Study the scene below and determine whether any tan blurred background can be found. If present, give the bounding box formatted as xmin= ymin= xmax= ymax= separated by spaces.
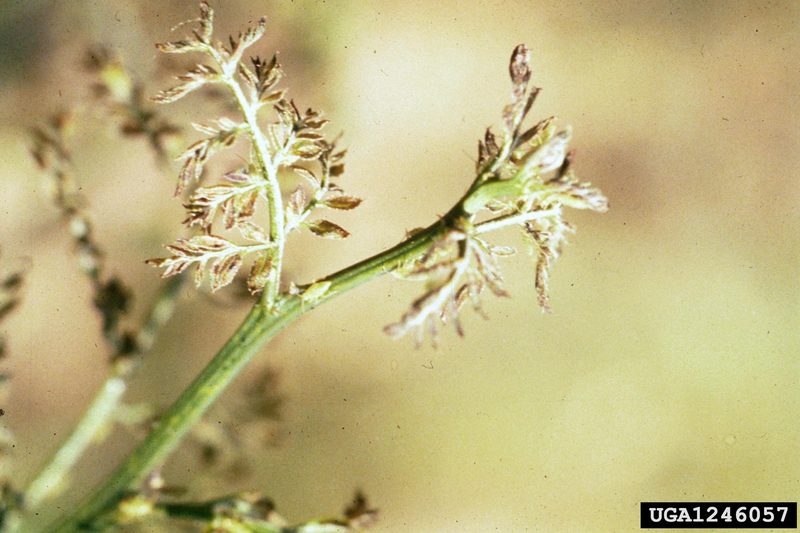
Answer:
xmin=0 ymin=1 xmax=798 ymax=531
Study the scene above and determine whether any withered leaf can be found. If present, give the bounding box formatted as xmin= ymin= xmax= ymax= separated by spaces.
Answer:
xmin=168 ymin=235 xmax=231 ymax=256
xmin=259 ymin=89 xmax=285 ymax=105
xmin=238 ymin=63 xmax=258 ymax=89
xmin=197 ymin=1 xmax=214 ymax=44
xmin=252 ymin=55 xmax=283 ymax=98
xmin=238 ymin=221 xmax=268 ymax=243
xmin=287 ymin=187 xmax=307 ymax=217
xmin=516 ymin=116 xmax=554 ymax=148
xmin=151 ymin=65 xmax=218 ymax=105
xmin=247 ymin=250 xmax=274 ymax=294
xmin=509 ymin=44 xmax=532 ymax=86
xmin=210 ymin=253 xmax=243 ymax=292
xmin=322 ymin=195 xmax=362 ymax=210
xmin=305 ymin=220 xmax=350 ymax=239
xmin=519 ymin=128 xmax=571 ymax=177
xmin=291 ymin=165 xmax=318 ymax=187
xmin=548 ymin=178 xmax=609 ymax=212
xmin=329 ymin=163 xmax=345 ymax=177
xmin=484 ymin=128 xmax=499 ymax=157
xmin=223 ymin=170 xmax=254 ymax=184
xmin=193 ymin=263 xmax=205 ymax=288
xmin=233 ymin=17 xmax=267 ymax=57
xmin=155 ymin=40 xmax=206 ymax=55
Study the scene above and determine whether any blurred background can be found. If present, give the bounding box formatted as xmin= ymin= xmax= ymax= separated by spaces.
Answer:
xmin=0 ymin=0 xmax=798 ymax=531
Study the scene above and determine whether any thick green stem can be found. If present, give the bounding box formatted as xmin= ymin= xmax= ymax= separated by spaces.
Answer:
xmin=50 ymin=216 xmax=446 ymax=532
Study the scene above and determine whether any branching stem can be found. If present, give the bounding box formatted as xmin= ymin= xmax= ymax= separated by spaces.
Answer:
xmin=17 ymin=276 xmax=184 ymax=532
xmin=475 ymin=207 xmax=560 ymax=235
xmin=207 ymin=45 xmax=286 ymax=309
xmin=48 ymin=119 xmax=571 ymax=528
xmin=50 ymin=210 xmax=450 ymax=532
xmin=41 ymin=17 xmax=606 ymax=530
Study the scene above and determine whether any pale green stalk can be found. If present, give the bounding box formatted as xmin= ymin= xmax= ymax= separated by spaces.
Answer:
xmin=474 ymin=206 xmax=559 ymax=234
xmin=42 ymin=19 xmax=603 ymax=530
xmin=48 ymin=158 xmax=567 ymax=532
xmin=50 ymin=211 xmax=451 ymax=532
xmin=207 ymin=45 xmax=286 ymax=309
xmin=23 ymin=377 xmax=126 ymax=510
xmin=18 ymin=275 xmax=183 ymax=530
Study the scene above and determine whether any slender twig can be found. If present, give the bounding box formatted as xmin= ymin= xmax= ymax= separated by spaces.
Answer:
xmin=206 ymin=45 xmax=286 ymax=309
xmin=22 ymin=110 xmax=187 ymax=521
xmin=20 ymin=275 xmax=184 ymax=517
xmin=23 ymin=378 xmax=126 ymax=510
xmin=475 ymin=207 xmax=560 ymax=234
xmin=52 ymin=150 xmax=579 ymax=531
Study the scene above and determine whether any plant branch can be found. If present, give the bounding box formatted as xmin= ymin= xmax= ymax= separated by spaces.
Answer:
xmin=49 ymin=209 xmax=452 ymax=532
xmin=52 ymin=142 xmax=565 ymax=528
xmin=206 ymin=45 xmax=286 ymax=309
xmin=50 ymin=85 xmax=602 ymax=532
xmin=475 ymin=206 xmax=560 ymax=235
xmin=47 ymin=18 xmax=607 ymax=529
xmin=23 ymin=378 xmax=126 ymax=511
xmin=20 ymin=275 xmax=184 ymax=520
xmin=23 ymin=113 xmax=187 ymax=524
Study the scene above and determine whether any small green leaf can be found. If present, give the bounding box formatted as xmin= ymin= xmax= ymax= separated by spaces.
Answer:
xmin=291 ymin=165 xmax=319 ymax=187
xmin=301 ymin=280 xmax=331 ymax=304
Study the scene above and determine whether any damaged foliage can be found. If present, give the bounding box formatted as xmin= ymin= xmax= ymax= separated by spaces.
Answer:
xmin=387 ymin=44 xmax=607 ymax=344
xmin=47 ymin=4 xmax=607 ymax=531
xmin=148 ymin=1 xmax=361 ymax=299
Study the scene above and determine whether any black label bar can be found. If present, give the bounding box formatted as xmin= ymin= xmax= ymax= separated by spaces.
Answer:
xmin=640 ymin=502 xmax=797 ymax=529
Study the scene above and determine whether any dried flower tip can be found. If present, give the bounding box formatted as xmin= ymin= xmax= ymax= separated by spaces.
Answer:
xmin=305 ymin=220 xmax=350 ymax=239
xmin=521 ymin=127 xmax=572 ymax=176
xmin=197 ymin=0 xmax=214 ymax=44
xmin=322 ymin=195 xmax=362 ymax=210
xmin=509 ymin=44 xmax=532 ymax=86
xmin=247 ymin=250 xmax=275 ymax=294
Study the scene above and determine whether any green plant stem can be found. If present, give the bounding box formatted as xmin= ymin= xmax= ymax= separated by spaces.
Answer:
xmin=209 ymin=45 xmax=286 ymax=309
xmin=474 ymin=206 xmax=558 ymax=234
xmin=23 ymin=377 xmax=126 ymax=512
xmin=225 ymin=76 xmax=286 ymax=307
xmin=153 ymin=495 xmax=282 ymax=532
xmin=51 ymin=154 xmax=547 ymax=531
xmin=18 ymin=275 xmax=183 ymax=530
xmin=50 ymin=211 xmax=451 ymax=532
